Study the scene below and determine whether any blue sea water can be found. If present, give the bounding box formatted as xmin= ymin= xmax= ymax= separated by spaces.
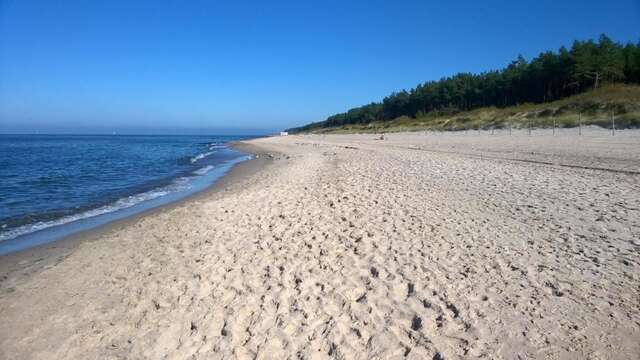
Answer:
xmin=0 ymin=134 xmax=254 ymax=255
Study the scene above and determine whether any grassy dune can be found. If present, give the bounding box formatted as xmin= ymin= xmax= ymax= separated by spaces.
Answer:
xmin=308 ymin=84 xmax=640 ymax=134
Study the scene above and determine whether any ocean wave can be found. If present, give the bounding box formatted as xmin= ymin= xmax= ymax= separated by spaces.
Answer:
xmin=193 ymin=165 xmax=215 ymax=175
xmin=0 ymin=178 xmax=192 ymax=242
xmin=190 ymin=151 xmax=215 ymax=163
xmin=209 ymin=143 xmax=226 ymax=150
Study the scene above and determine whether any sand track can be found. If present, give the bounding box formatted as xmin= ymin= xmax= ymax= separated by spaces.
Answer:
xmin=1 ymin=130 xmax=639 ymax=359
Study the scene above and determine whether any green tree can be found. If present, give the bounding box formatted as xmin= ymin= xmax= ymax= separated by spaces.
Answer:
xmin=572 ymin=35 xmax=624 ymax=90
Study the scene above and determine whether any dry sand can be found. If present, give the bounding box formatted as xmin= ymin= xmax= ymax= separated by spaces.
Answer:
xmin=1 ymin=129 xmax=639 ymax=359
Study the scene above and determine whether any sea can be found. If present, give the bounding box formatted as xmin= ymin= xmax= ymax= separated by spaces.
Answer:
xmin=0 ymin=134 xmax=255 ymax=255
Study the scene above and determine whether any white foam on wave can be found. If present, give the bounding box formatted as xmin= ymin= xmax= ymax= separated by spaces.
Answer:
xmin=0 ymin=177 xmax=193 ymax=242
xmin=193 ymin=165 xmax=215 ymax=175
xmin=208 ymin=142 xmax=226 ymax=150
xmin=190 ymin=151 xmax=214 ymax=163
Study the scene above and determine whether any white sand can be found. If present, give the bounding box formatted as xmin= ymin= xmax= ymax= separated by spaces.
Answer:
xmin=1 ymin=129 xmax=639 ymax=359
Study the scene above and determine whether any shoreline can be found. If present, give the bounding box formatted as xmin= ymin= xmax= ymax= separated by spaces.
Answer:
xmin=0 ymin=140 xmax=273 ymax=281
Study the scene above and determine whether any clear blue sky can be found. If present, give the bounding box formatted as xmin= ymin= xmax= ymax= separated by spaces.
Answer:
xmin=1 ymin=0 xmax=638 ymax=134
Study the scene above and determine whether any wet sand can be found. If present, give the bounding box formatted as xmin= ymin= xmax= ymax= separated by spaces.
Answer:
xmin=1 ymin=129 xmax=639 ymax=359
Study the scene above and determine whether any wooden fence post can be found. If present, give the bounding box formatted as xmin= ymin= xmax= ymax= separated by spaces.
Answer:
xmin=578 ymin=113 xmax=582 ymax=136
xmin=611 ymin=110 xmax=615 ymax=136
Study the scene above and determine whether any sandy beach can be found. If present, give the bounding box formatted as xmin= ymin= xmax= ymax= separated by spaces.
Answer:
xmin=1 ymin=130 xmax=639 ymax=359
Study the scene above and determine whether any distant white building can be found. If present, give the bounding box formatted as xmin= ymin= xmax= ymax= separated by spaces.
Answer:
xmin=280 ymin=131 xmax=289 ymax=136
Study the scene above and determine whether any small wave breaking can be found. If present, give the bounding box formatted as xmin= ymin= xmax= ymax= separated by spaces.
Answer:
xmin=208 ymin=142 xmax=226 ymax=150
xmin=0 ymin=177 xmax=194 ymax=242
xmin=193 ymin=165 xmax=215 ymax=175
xmin=190 ymin=151 xmax=215 ymax=163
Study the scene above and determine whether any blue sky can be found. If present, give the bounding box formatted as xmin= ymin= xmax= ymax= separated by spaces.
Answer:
xmin=1 ymin=0 xmax=638 ymax=134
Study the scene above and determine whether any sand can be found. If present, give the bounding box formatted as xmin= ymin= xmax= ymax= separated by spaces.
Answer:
xmin=1 ymin=129 xmax=639 ymax=359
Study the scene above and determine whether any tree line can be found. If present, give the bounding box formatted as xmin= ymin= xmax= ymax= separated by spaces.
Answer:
xmin=289 ymin=34 xmax=640 ymax=132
